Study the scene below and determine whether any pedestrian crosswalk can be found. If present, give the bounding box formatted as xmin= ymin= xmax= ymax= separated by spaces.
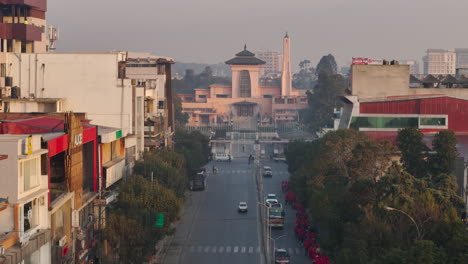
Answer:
xmin=215 ymin=170 xmax=289 ymax=175
xmin=184 ymin=245 xmax=303 ymax=255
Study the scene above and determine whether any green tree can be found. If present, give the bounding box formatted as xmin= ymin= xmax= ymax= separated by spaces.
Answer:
xmin=174 ymin=95 xmax=189 ymax=128
xmin=428 ymin=130 xmax=458 ymax=175
xmin=396 ymin=128 xmax=428 ymax=178
xmin=301 ymin=73 xmax=346 ymax=131
xmin=293 ymin=59 xmax=315 ymax=90
xmin=174 ymin=129 xmax=210 ymax=172
xmin=316 ymin=54 xmax=338 ymax=76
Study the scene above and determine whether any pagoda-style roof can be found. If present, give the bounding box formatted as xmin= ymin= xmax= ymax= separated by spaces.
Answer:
xmin=421 ymin=74 xmax=439 ymax=83
xmin=440 ymin=74 xmax=459 ymax=84
xmin=225 ymin=45 xmax=266 ymax=66
xmin=409 ymin=74 xmax=421 ymax=83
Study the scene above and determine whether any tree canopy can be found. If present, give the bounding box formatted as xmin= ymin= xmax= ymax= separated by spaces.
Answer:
xmin=316 ymin=54 xmax=338 ymax=77
xmin=286 ymin=129 xmax=468 ymax=264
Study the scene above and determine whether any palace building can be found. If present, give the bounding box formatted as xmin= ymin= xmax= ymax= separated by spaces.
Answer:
xmin=178 ymin=34 xmax=308 ymax=129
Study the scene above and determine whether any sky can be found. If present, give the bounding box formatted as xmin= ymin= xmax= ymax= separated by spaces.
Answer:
xmin=47 ymin=0 xmax=468 ymax=71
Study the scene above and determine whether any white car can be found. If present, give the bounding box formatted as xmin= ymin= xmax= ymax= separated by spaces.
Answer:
xmin=265 ymin=198 xmax=279 ymax=207
xmin=266 ymin=194 xmax=277 ymax=200
xmin=238 ymin=202 xmax=248 ymax=213
xmin=214 ymin=153 xmax=232 ymax=161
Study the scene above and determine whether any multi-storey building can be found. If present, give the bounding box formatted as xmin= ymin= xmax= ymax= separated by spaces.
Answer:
xmin=455 ymin=48 xmax=468 ymax=71
xmin=423 ymin=49 xmax=457 ymax=74
xmin=398 ymin=59 xmax=420 ymax=75
xmin=0 ymin=134 xmax=51 ymax=264
xmin=125 ymin=52 xmax=175 ymax=149
xmin=255 ymin=50 xmax=282 ymax=77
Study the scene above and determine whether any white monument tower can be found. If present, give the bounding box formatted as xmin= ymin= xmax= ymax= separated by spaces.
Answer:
xmin=281 ymin=32 xmax=292 ymax=96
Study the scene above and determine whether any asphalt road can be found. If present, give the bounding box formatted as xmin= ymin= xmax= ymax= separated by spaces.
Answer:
xmin=261 ymin=160 xmax=311 ymax=264
xmin=164 ymin=159 xmax=262 ymax=264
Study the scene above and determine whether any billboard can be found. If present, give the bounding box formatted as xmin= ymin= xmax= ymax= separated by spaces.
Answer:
xmin=352 ymin=58 xmax=384 ymax=65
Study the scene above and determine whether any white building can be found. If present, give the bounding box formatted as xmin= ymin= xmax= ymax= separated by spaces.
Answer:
xmin=423 ymin=49 xmax=456 ymax=75
xmin=0 ymin=134 xmax=51 ymax=264
xmin=0 ymin=52 xmax=145 ymax=159
xmin=255 ymin=50 xmax=282 ymax=76
xmin=398 ymin=59 xmax=420 ymax=75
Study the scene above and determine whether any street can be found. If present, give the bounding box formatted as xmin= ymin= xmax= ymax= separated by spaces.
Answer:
xmin=164 ymin=158 xmax=310 ymax=264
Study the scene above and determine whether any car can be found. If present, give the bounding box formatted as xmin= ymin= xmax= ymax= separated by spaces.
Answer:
xmin=267 ymin=194 xmax=277 ymax=200
xmin=214 ymin=153 xmax=231 ymax=161
xmin=265 ymin=198 xmax=279 ymax=207
xmin=271 ymin=203 xmax=283 ymax=209
xmin=263 ymin=166 xmax=273 ymax=177
xmin=274 ymin=248 xmax=290 ymax=263
xmin=238 ymin=202 xmax=248 ymax=213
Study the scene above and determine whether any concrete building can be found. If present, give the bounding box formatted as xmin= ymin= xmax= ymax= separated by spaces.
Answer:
xmin=125 ymin=52 xmax=175 ymax=149
xmin=0 ymin=134 xmax=51 ymax=264
xmin=423 ymin=49 xmax=456 ymax=75
xmin=255 ymin=50 xmax=282 ymax=77
xmin=398 ymin=59 xmax=420 ymax=75
xmin=455 ymin=48 xmax=468 ymax=71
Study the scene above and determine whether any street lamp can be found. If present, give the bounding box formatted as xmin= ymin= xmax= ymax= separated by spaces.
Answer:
xmin=269 ymin=234 xmax=286 ymax=263
xmin=258 ymin=202 xmax=271 ymax=262
xmin=384 ymin=206 xmax=421 ymax=240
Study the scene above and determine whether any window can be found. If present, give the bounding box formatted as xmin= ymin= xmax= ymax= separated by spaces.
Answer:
xmin=350 ymin=117 xmax=419 ymax=129
xmin=420 ymin=117 xmax=446 ymax=126
xmin=198 ymin=95 xmax=206 ymax=98
xmin=0 ymin=63 xmax=6 ymax=77
xmin=157 ymin=64 xmax=166 ymax=75
xmin=23 ymin=201 xmax=37 ymax=233
xmin=20 ymin=157 xmax=40 ymax=192
xmin=216 ymin=94 xmax=228 ymax=98
xmin=263 ymin=95 xmax=273 ymax=98
xmin=239 ymin=70 xmax=251 ymax=97
xmin=158 ymin=100 xmax=165 ymax=109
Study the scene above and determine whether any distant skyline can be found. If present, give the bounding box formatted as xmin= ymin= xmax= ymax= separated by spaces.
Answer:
xmin=47 ymin=0 xmax=468 ymax=71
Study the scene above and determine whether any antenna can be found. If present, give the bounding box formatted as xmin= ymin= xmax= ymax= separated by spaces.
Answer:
xmin=48 ymin=25 xmax=59 ymax=52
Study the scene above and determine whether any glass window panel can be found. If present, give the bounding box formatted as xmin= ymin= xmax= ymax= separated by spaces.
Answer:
xmin=420 ymin=117 xmax=446 ymax=126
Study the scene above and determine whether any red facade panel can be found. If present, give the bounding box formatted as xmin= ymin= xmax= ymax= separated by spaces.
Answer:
xmin=0 ymin=0 xmax=47 ymax=11
xmin=360 ymin=97 xmax=468 ymax=133
xmin=0 ymin=23 xmax=42 ymax=41
xmin=47 ymin=134 xmax=68 ymax=157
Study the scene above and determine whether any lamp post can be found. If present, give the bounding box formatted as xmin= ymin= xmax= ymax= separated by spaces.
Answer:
xmin=258 ymin=202 xmax=271 ymax=262
xmin=269 ymin=234 xmax=286 ymax=263
xmin=384 ymin=206 xmax=421 ymax=240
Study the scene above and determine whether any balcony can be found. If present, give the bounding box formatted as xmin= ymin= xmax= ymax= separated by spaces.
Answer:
xmin=0 ymin=23 xmax=42 ymax=41
xmin=0 ymin=0 xmax=47 ymax=11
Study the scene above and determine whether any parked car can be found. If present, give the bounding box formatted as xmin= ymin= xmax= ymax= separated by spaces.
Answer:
xmin=238 ymin=202 xmax=248 ymax=213
xmin=263 ymin=166 xmax=273 ymax=177
xmin=266 ymin=198 xmax=279 ymax=207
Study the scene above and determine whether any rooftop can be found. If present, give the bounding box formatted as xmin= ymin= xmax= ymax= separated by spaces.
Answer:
xmin=225 ymin=45 xmax=266 ymax=66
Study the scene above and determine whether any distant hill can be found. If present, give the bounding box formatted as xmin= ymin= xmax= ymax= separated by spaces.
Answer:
xmin=172 ymin=62 xmax=231 ymax=79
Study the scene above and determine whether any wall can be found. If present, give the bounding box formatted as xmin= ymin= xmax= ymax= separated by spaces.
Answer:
xmin=6 ymin=52 xmax=134 ymax=136
xmin=351 ymin=64 xmax=410 ymax=99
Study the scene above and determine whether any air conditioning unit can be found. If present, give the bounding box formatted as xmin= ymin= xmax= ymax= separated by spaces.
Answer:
xmin=58 ymin=236 xmax=67 ymax=247
xmin=0 ymin=245 xmax=4 ymax=255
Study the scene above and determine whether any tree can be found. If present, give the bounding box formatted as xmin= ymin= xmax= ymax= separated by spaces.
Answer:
xmin=316 ymin=54 xmax=338 ymax=77
xmin=174 ymin=129 xmax=210 ymax=172
xmin=428 ymin=130 xmax=458 ymax=175
xmin=105 ymin=175 xmax=182 ymax=263
xmin=396 ymin=128 xmax=428 ymax=178
xmin=174 ymin=95 xmax=189 ymax=128
xmin=301 ymin=73 xmax=346 ymax=131
xmin=293 ymin=59 xmax=315 ymax=90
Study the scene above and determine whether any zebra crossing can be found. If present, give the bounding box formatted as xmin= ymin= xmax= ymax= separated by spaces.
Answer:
xmin=216 ymin=170 xmax=289 ymax=175
xmin=185 ymin=245 xmax=303 ymax=255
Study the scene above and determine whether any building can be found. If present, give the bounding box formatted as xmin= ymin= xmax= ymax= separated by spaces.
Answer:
xmin=423 ymin=49 xmax=456 ymax=75
xmin=178 ymin=34 xmax=307 ymax=129
xmin=398 ymin=59 xmax=420 ymax=75
xmin=455 ymin=48 xmax=468 ymax=72
xmin=125 ymin=52 xmax=175 ymax=149
xmin=0 ymin=113 xmax=101 ymax=263
xmin=340 ymin=64 xmax=468 ymax=219
xmin=0 ymin=134 xmax=51 ymax=264
xmin=255 ymin=50 xmax=282 ymax=77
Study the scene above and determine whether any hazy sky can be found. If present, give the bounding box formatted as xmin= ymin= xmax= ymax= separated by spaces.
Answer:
xmin=48 ymin=0 xmax=468 ymax=71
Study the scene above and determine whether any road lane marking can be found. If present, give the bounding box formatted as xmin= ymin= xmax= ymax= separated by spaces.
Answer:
xmin=219 ymin=246 xmax=224 ymax=253
xmin=212 ymin=247 xmax=217 ymax=253
xmin=197 ymin=246 xmax=203 ymax=252
xmin=226 ymin=246 xmax=231 ymax=253
xmin=241 ymin=246 xmax=246 ymax=253
xmin=296 ymin=248 xmax=301 ymax=255
xmin=189 ymin=246 xmax=195 ymax=253
xmin=204 ymin=246 xmax=210 ymax=253
xmin=249 ymin=247 xmax=253 ymax=253
xmin=288 ymin=248 xmax=294 ymax=255
xmin=234 ymin=246 xmax=239 ymax=253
